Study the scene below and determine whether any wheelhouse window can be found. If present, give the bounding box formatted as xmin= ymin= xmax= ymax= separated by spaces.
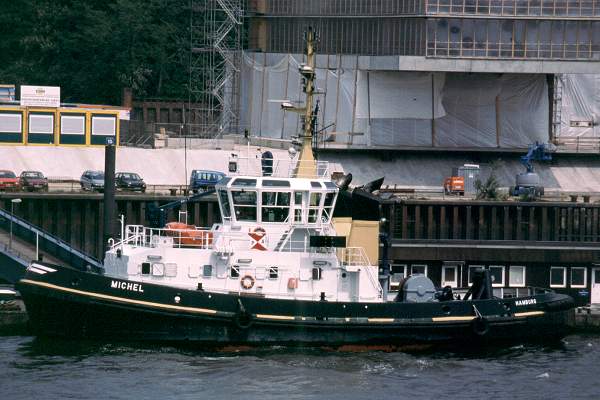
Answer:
xmin=411 ymin=264 xmax=427 ymax=276
xmin=322 ymin=192 xmax=336 ymax=223
xmin=550 ymin=266 xmax=567 ymax=288
xmin=489 ymin=265 xmax=505 ymax=287
xmin=261 ymin=191 xmax=291 ymax=223
xmin=509 ymin=266 xmax=526 ymax=287
xmin=571 ymin=267 xmax=587 ymax=288
xmin=218 ymin=189 xmax=231 ymax=218
xmin=308 ymin=192 xmax=322 ymax=223
xmin=231 ymin=190 xmax=257 ymax=221
xmin=293 ymin=191 xmax=304 ymax=223
xmin=230 ymin=265 xmax=240 ymax=278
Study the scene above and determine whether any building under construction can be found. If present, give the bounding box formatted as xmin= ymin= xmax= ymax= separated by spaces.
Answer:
xmin=242 ymin=0 xmax=600 ymax=153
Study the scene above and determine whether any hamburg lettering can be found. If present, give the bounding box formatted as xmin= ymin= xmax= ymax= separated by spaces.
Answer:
xmin=515 ymin=298 xmax=536 ymax=306
xmin=110 ymin=280 xmax=144 ymax=293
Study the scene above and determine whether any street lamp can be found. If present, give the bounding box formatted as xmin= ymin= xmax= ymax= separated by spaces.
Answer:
xmin=9 ymin=198 xmax=21 ymax=251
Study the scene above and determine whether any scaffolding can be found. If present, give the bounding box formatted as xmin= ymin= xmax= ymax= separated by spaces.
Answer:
xmin=188 ymin=0 xmax=243 ymax=138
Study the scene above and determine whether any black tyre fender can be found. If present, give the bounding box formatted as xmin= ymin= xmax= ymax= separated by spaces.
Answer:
xmin=471 ymin=317 xmax=490 ymax=337
xmin=233 ymin=311 xmax=253 ymax=330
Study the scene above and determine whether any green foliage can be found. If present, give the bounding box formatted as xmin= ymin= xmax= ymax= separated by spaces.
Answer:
xmin=474 ymin=161 xmax=507 ymax=201
xmin=0 ymin=0 xmax=191 ymax=104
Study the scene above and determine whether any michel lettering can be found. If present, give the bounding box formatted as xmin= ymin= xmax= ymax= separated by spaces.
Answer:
xmin=110 ymin=280 xmax=144 ymax=293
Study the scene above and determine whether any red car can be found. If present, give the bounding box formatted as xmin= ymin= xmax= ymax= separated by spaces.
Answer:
xmin=0 ymin=170 xmax=20 ymax=191
xmin=19 ymin=170 xmax=49 ymax=192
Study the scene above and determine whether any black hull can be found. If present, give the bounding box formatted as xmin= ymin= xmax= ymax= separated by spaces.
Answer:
xmin=17 ymin=263 xmax=574 ymax=346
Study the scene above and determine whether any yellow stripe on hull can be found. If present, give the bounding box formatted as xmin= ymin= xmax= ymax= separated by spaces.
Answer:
xmin=19 ymin=279 xmax=217 ymax=315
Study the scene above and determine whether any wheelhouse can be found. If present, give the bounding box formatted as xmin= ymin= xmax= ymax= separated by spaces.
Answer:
xmin=215 ymin=176 xmax=338 ymax=226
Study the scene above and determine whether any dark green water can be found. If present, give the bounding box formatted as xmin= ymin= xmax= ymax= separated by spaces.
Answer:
xmin=1 ymin=334 xmax=599 ymax=399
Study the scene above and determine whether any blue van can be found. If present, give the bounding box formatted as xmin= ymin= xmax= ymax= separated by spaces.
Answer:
xmin=189 ymin=170 xmax=225 ymax=193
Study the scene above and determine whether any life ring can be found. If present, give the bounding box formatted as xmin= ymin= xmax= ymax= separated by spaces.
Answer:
xmin=471 ymin=317 xmax=490 ymax=337
xmin=241 ymin=275 xmax=255 ymax=290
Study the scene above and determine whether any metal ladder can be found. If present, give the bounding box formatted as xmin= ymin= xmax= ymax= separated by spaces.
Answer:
xmin=552 ymin=74 xmax=563 ymax=141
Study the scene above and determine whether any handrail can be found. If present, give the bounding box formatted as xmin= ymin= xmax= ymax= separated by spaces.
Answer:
xmin=0 ymin=207 xmax=102 ymax=269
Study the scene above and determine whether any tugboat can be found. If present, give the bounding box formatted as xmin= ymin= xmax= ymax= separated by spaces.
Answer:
xmin=16 ymin=28 xmax=574 ymax=346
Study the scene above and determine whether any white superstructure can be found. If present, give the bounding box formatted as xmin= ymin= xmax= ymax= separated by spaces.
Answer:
xmin=103 ymin=155 xmax=383 ymax=303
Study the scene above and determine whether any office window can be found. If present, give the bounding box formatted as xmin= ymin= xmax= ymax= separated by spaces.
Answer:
xmin=0 ymin=113 xmax=22 ymax=133
xmin=442 ymin=265 xmax=458 ymax=287
xmin=29 ymin=114 xmax=54 ymax=134
xmin=550 ymin=266 xmax=567 ymax=288
xmin=91 ymin=115 xmax=116 ymax=136
xmin=571 ymin=267 xmax=587 ymax=288
xmin=468 ymin=265 xmax=485 ymax=285
xmin=509 ymin=266 xmax=526 ymax=287
xmin=411 ymin=264 xmax=427 ymax=276
xmin=389 ymin=264 xmax=407 ymax=290
xmin=61 ymin=115 xmax=85 ymax=135
xmin=489 ymin=265 xmax=505 ymax=287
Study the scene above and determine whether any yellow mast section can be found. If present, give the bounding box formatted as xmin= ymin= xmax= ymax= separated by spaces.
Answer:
xmin=290 ymin=27 xmax=317 ymax=178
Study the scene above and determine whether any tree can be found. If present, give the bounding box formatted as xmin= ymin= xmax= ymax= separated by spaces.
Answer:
xmin=0 ymin=0 xmax=191 ymax=104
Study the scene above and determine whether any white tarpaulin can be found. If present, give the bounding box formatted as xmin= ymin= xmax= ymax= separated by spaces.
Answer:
xmin=356 ymin=71 xmax=446 ymax=119
xmin=240 ymin=52 xmax=550 ymax=149
xmin=558 ymin=74 xmax=600 ymax=138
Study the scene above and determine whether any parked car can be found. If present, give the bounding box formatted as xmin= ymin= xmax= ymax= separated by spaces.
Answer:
xmin=0 ymin=170 xmax=20 ymax=191
xmin=115 ymin=172 xmax=146 ymax=193
xmin=19 ymin=170 xmax=49 ymax=192
xmin=80 ymin=170 xmax=105 ymax=192
xmin=189 ymin=170 xmax=225 ymax=193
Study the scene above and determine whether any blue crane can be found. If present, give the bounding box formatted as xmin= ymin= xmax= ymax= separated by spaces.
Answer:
xmin=512 ymin=142 xmax=555 ymax=199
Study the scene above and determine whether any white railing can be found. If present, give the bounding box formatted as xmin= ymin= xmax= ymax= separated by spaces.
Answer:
xmin=229 ymin=156 xmax=330 ymax=179
xmin=339 ymin=247 xmax=371 ymax=267
xmin=114 ymin=225 xmax=214 ymax=250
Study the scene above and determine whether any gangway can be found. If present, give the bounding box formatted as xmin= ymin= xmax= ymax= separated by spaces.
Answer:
xmin=0 ymin=207 xmax=102 ymax=283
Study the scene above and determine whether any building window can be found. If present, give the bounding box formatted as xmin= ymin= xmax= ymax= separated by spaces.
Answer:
xmin=571 ymin=267 xmax=587 ymax=288
xmin=468 ymin=265 xmax=485 ymax=285
xmin=389 ymin=264 xmax=407 ymax=290
xmin=489 ymin=265 xmax=505 ymax=287
xmin=550 ymin=266 xmax=567 ymax=288
xmin=411 ymin=264 xmax=427 ymax=276
xmin=60 ymin=115 xmax=85 ymax=135
xmin=442 ymin=265 xmax=458 ymax=287
xmin=91 ymin=115 xmax=116 ymax=136
xmin=268 ymin=266 xmax=278 ymax=279
xmin=29 ymin=113 xmax=54 ymax=134
xmin=509 ymin=266 xmax=526 ymax=287
xmin=0 ymin=113 xmax=22 ymax=133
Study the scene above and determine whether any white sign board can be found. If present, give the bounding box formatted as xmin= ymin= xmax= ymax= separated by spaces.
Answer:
xmin=20 ymin=85 xmax=61 ymax=107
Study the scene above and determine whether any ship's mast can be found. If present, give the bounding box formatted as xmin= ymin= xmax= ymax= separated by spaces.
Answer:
xmin=283 ymin=27 xmax=318 ymax=178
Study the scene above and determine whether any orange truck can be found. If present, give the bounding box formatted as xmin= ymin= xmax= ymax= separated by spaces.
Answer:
xmin=444 ymin=176 xmax=464 ymax=195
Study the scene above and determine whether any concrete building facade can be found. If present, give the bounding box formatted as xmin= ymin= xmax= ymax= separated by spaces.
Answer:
xmin=243 ymin=0 xmax=600 ymax=152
